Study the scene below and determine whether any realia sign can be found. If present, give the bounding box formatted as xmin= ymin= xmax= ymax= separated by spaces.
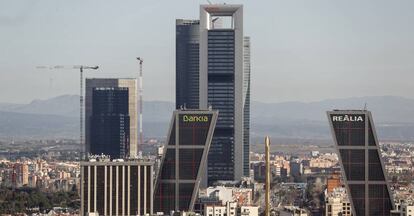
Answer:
xmin=332 ymin=115 xmax=364 ymax=122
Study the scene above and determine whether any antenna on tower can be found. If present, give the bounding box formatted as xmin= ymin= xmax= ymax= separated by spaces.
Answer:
xmin=364 ymin=102 xmax=368 ymax=111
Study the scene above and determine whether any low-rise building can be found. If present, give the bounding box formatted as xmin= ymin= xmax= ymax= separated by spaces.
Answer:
xmin=325 ymin=187 xmax=352 ymax=216
xmin=204 ymin=202 xmax=258 ymax=216
xmin=279 ymin=206 xmax=308 ymax=216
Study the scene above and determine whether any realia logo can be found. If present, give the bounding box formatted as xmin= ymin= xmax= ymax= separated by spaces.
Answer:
xmin=332 ymin=115 xmax=364 ymax=122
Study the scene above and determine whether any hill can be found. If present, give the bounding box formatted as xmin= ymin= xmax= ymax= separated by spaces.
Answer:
xmin=0 ymin=95 xmax=413 ymax=141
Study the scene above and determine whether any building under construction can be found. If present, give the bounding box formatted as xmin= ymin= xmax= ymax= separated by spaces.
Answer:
xmin=85 ymin=78 xmax=138 ymax=158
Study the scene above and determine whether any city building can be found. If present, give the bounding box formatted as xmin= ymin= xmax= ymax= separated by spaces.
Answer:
xmin=242 ymin=36 xmax=251 ymax=177
xmin=199 ymin=4 xmax=249 ymax=185
xmin=14 ymin=163 xmax=29 ymax=187
xmin=205 ymin=186 xmax=253 ymax=206
xmin=80 ymin=159 xmax=154 ymax=216
xmin=326 ymin=174 xmax=341 ymax=194
xmin=279 ymin=206 xmax=308 ymax=216
xmin=154 ymin=110 xmax=218 ymax=213
xmin=85 ymin=78 xmax=138 ymax=158
xmin=204 ymin=202 xmax=258 ymax=216
xmin=290 ymin=160 xmax=303 ymax=179
xmin=250 ymin=161 xmax=266 ymax=182
xmin=176 ymin=4 xmax=251 ymax=185
xmin=327 ymin=110 xmax=394 ymax=215
xmin=240 ymin=206 xmax=259 ymax=216
xmin=176 ymin=19 xmax=200 ymax=110
xmin=205 ymin=205 xmax=227 ymax=216
xmin=325 ymin=187 xmax=352 ymax=216
xmin=392 ymin=200 xmax=414 ymax=216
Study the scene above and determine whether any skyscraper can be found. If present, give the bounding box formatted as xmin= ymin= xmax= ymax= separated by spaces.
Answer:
xmin=176 ymin=19 xmax=200 ymax=110
xmin=85 ymin=78 xmax=137 ymax=158
xmin=176 ymin=4 xmax=250 ymax=185
xmin=199 ymin=4 xmax=247 ymax=184
xmin=243 ymin=36 xmax=251 ymax=176
xmin=154 ymin=110 xmax=218 ymax=213
xmin=327 ymin=110 xmax=394 ymax=216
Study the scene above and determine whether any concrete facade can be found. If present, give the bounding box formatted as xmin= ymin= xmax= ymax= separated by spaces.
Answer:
xmin=80 ymin=160 xmax=154 ymax=216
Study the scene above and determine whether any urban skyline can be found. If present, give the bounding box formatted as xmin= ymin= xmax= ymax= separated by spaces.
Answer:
xmin=0 ymin=1 xmax=413 ymax=216
xmin=2 ymin=0 xmax=414 ymax=104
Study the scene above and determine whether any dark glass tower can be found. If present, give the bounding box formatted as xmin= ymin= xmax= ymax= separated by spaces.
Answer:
xmin=327 ymin=110 xmax=394 ymax=216
xmin=85 ymin=78 xmax=137 ymax=158
xmin=199 ymin=4 xmax=246 ymax=185
xmin=243 ymin=36 xmax=251 ymax=176
xmin=90 ymin=87 xmax=130 ymax=159
xmin=176 ymin=19 xmax=200 ymax=109
xmin=154 ymin=110 xmax=218 ymax=213
xmin=206 ymin=29 xmax=236 ymax=183
xmin=177 ymin=5 xmax=249 ymax=185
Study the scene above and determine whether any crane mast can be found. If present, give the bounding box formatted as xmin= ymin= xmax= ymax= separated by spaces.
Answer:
xmin=136 ymin=58 xmax=144 ymax=146
xmin=36 ymin=65 xmax=99 ymax=160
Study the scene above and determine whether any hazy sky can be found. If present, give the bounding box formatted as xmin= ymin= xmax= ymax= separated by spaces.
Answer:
xmin=1 ymin=0 xmax=414 ymax=104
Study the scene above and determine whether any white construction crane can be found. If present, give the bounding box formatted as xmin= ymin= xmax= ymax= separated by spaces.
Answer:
xmin=36 ymin=65 xmax=99 ymax=159
xmin=136 ymin=58 xmax=144 ymax=146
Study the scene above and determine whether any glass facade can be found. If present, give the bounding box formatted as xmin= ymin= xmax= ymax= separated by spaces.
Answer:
xmin=90 ymin=88 xmax=130 ymax=159
xmin=339 ymin=149 xmax=365 ymax=181
xmin=96 ymin=166 xmax=104 ymax=215
xmin=369 ymin=184 xmax=393 ymax=215
xmin=176 ymin=20 xmax=200 ymax=109
xmin=329 ymin=111 xmax=394 ymax=216
xmin=180 ymin=6 xmax=249 ymax=184
xmin=207 ymin=29 xmax=236 ymax=184
xmin=179 ymin=149 xmax=203 ymax=179
xmin=154 ymin=111 xmax=217 ymax=214
xmin=178 ymin=114 xmax=212 ymax=146
xmin=243 ymin=36 xmax=251 ymax=176
xmin=160 ymin=150 xmax=175 ymax=180
xmin=349 ymin=184 xmax=365 ymax=215
xmin=332 ymin=114 xmax=365 ymax=146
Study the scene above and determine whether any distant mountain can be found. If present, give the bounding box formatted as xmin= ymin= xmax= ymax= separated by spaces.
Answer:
xmin=0 ymin=95 xmax=175 ymax=139
xmin=252 ymin=96 xmax=414 ymax=123
xmin=0 ymin=95 xmax=79 ymax=117
xmin=0 ymin=95 xmax=175 ymax=120
xmin=0 ymin=95 xmax=413 ymax=141
xmin=251 ymin=96 xmax=414 ymax=141
xmin=0 ymin=111 xmax=78 ymax=139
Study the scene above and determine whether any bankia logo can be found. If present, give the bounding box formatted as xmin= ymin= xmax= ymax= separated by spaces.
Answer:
xmin=182 ymin=115 xmax=209 ymax=122
xmin=332 ymin=115 xmax=364 ymax=122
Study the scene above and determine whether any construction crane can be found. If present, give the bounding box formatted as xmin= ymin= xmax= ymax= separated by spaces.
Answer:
xmin=36 ymin=65 xmax=99 ymax=159
xmin=136 ymin=57 xmax=144 ymax=146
